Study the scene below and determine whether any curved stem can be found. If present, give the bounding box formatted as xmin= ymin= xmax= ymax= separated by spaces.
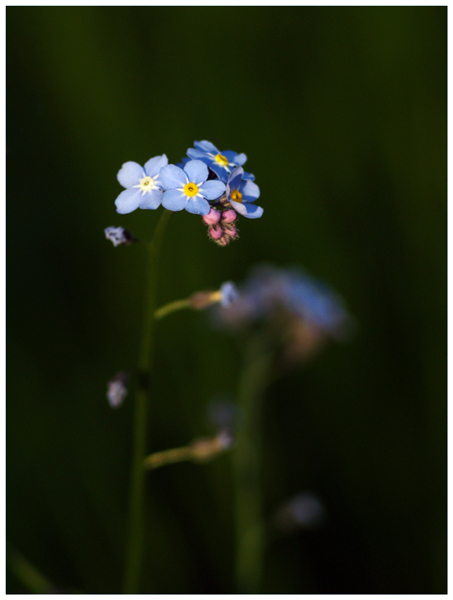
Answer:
xmin=154 ymin=298 xmax=192 ymax=320
xmin=144 ymin=446 xmax=195 ymax=470
xmin=123 ymin=209 xmax=172 ymax=594
xmin=234 ymin=337 xmax=274 ymax=594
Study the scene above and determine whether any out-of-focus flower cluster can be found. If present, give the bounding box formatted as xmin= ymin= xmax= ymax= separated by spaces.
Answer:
xmin=273 ymin=491 xmax=327 ymax=532
xmin=215 ymin=265 xmax=354 ymax=363
xmin=114 ymin=141 xmax=263 ymax=246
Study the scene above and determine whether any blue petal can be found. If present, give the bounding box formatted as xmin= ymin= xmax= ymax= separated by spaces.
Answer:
xmin=144 ymin=154 xmax=168 ymax=177
xmin=184 ymin=159 xmax=208 ymax=185
xmin=176 ymin=157 xmax=190 ymax=169
xmin=209 ymin=163 xmax=229 ymax=181
xmin=115 ymin=188 xmax=143 ymax=214
xmin=223 ymin=151 xmax=247 ymax=166
xmin=240 ymin=180 xmax=260 ymax=202
xmin=230 ymin=200 xmax=263 ymax=219
xmin=220 ymin=281 xmax=239 ymax=307
xmin=243 ymin=171 xmax=255 ymax=181
xmin=185 ymin=195 xmax=210 ymax=215
xmin=227 ymin=166 xmax=244 ymax=192
xmin=199 ymin=179 xmax=226 ymax=200
xmin=139 ymin=188 xmax=163 ymax=210
xmin=194 ymin=140 xmax=219 ymax=154
xmin=162 ymin=189 xmax=187 ymax=211
xmin=187 ymin=148 xmax=212 ymax=164
xmin=160 ymin=164 xmax=187 ymax=190
xmin=117 ymin=162 xmax=143 ymax=188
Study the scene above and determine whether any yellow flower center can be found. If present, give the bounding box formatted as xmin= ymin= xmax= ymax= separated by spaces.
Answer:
xmin=184 ymin=182 xmax=199 ymax=197
xmin=231 ymin=190 xmax=242 ymax=203
xmin=138 ymin=176 xmax=155 ymax=193
xmin=215 ymin=153 xmax=229 ymax=168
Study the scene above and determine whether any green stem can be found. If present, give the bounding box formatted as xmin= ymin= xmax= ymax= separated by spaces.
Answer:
xmin=234 ymin=337 xmax=274 ymax=594
xmin=154 ymin=298 xmax=192 ymax=320
xmin=123 ymin=209 xmax=172 ymax=594
xmin=144 ymin=445 xmax=194 ymax=470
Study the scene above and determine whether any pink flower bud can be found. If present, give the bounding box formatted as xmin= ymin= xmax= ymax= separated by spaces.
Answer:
xmin=223 ymin=224 xmax=239 ymax=239
xmin=221 ymin=209 xmax=237 ymax=223
xmin=202 ymin=208 xmax=221 ymax=225
xmin=208 ymin=224 xmax=223 ymax=240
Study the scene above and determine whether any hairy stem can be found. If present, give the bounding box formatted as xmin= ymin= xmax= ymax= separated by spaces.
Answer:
xmin=123 ymin=209 xmax=172 ymax=594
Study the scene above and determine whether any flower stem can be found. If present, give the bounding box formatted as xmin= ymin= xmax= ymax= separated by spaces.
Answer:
xmin=234 ymin=337 xmax=274 ymax=594
xmin=143 ymin=445 xmax=194 ymax=470
xmin=123 ymin=209 xmax=172 ymax=594
xmin=154 ymin=298 xmax=192 ymax=320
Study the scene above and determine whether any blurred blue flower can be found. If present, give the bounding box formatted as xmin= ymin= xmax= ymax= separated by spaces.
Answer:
xmin=216 ymin=265 xmax=353 ymax=340
xmin=115 ymin=155 xmax=168 ymax=214
xmin=226 ymin=167 xmax=263 ymax=219
xmin=187 ymin=140 xmax=247 ymax=180
xmin=220 ymin=281 xmax=239 ymax=307
xmin=160 ymin=160 xmax=225 ymax=216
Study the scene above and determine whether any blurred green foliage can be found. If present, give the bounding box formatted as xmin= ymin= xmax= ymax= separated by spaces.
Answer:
xmin=7 ymin=6 xmax=446 ymax=593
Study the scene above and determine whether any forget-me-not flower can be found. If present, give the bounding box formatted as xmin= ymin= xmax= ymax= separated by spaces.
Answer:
xmin=220 ymin=281 xmax=239 ymax=307
xmin=160 ymin=159 xmax=225 ymax=215
xmin=187 ymin=140 xmax=247 ymax=180
xmin=226 ymin=167 xmax=263 ymax=219
xmin=115 ymin=155 xmax=168 ymax=214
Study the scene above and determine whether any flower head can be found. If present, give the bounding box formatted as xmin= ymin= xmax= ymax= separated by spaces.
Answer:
xmin=107 ymin=372 xmax=128 ymax=409
xmin=220 ymin=281 xmax=239 ymax=307
xmin=104 ymin=226 xmax=138 ymax=247
xmin=186 ymin=140 xmax=247 ymax=180
xmin=160 ymin=159 xmax=225 ymax=216
xmin=215 ymin=264 xmax=353 ymax=340
xmin=115 ymin=155 xmax=168 ymax=214
xmin=226 ymin=167 xmax=263 ymax=219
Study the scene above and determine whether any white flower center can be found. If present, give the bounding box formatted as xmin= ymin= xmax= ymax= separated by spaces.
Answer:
xmin=136 ymin=175 xmax=156 ymax=194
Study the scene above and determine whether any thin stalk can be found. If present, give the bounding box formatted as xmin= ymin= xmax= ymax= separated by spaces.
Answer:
xmin=123 ymin=209 xmax=172 ymax=594
xmin=154 ymin=298 xmax=192 ymax=320
xmin=234 ymin=338 xmax=274 ymax=594
xmin=144 ymin=446 xmax=195 ymax=470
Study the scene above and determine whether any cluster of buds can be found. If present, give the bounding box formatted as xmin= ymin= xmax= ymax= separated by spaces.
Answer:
xmin=202 ymin=200 xmax=239 ymax=246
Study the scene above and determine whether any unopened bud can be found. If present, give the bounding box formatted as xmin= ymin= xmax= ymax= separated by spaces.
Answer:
xmin=223 ymin=224 xmax=239 ymax=239
xmin=203 ymin=208 xmax=221 ymax=225
xmin=191 ymin=430 xmax=233 ymax=462
xmin=190 ymin=290 xmax=221 ymax=309
xmin=221 ymin=209 xmax=237 ymax=223
xmin=208 ymin=224 xmax=223 ymax=240
xmin=215 ymin=236 xmax=230 ymax=247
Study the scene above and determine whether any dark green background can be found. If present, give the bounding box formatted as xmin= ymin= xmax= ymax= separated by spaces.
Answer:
xmin=7 ymin=6 xmax=446 ymax=594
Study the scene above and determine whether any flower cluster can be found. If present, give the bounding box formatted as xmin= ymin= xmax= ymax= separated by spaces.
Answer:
xmin=114 ymin=141 xmax=263 ymax=246
xmin=214 ymin=264 xmax=354 ymax=363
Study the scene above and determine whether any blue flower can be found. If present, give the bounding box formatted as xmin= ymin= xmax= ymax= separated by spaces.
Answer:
xmin=115 ymin=155 xmax=168 ymax=214
xmin=215 ymin=265 xmax=353 ymax=340
xmin=160 ymin=160 xmax=226 ymax=216
xmin=226 ymin=167 xmax=263 ymax=219
xmin=282 ymin=270 xmax=350 ymax=335
xmin=220 ymin=281 xmax=239 ymax=307
xmin=187 ymin=140 xmax=247 ymax=180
